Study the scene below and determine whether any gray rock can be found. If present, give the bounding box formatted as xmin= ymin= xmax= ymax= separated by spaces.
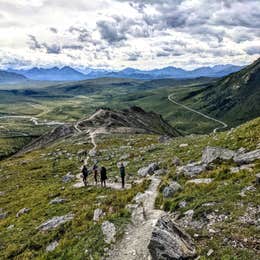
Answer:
xmin=177 ymin=162 xmax=206 ymax=178
xmin=46 ymin=240 xmax=59 ymax=252
xmin=202 ymin=146 xmax=235 ymax=164
xmin=179 ymin=201 xmax=187 ymax=208
xmin=93 ymin=208 xmax=104 ymax=222
xmin=49 ymin=197 xmax=67 ymax=204
xmin=230 ymin=164 xmax=255 ymax=173
xmin=0 ymin=212 xmax=7 ymax=219
xmin=38 ymin=213 xmax=74 ymax=231
xmin=148 ymin=215 xmax=196 ymax=260
xmin=0 ymin=191 xmax=5 ymax=196
xmin=101 ymin=221 xmax=116 ymax=244
xmin=186 ymin=178 xmax=213 ymax=185
xmin=138 ymin=163 xmax=159 ymax=177
xmin=163 ymin=182 xmax=182 ymax=198
xmin=16 ymin=208 xmax=31 ymax=217
xmin=234 ymin=149 xmax=260 ymax=164
xmin=62 ymin=172 xmax=75 ymax=183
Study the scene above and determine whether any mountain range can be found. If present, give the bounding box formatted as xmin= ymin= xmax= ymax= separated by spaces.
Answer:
xmin=4 ymin=64 xmax=244 ymax=82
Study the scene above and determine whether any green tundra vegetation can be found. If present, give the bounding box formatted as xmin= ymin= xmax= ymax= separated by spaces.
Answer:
xmin=0 ymin=116 xmax=259 ymax=259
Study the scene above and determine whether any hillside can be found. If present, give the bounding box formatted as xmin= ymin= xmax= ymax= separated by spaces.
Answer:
xmin=0 ymin=114 xmax=259 ymax=259
xmin=18 ymin=106 xmax=181 ymax=154
xmin=193 ymin=57 xmax=260 ymax=126
xmin=0 ymin=70 xmax=27 ymax=84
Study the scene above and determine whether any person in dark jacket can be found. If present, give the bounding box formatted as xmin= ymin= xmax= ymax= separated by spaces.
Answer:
xmin=119 ymin=163 xmax=126 ymax=189
xmin=100 ymin=166 xmax=107 ymax=188
xmin=82 ymin=165 xmax=89 ymax=186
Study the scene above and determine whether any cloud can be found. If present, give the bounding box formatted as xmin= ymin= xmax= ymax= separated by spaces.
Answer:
xmin=0 ymin=0 xmax=259 ymax=70
xmin=97 ymin=19 xmax=127 ymax=44
xmin=127 ymin=51 xmax=141 ymax=61
xmin=244 ymin=45 xmax=260 ymax=55
xmin=50 ymin=27 xmax=58 ymax=33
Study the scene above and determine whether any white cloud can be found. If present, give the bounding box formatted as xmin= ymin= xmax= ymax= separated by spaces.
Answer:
xmin=0 ymin=0 xmax=259 ymax=70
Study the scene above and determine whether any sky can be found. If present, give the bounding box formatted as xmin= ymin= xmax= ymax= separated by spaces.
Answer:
xmin=0 ymin=0 xmax=259 ymax=70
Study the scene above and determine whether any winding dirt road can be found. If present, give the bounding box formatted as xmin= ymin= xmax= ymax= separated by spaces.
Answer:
xmin=168 ymin=93 xmax=228 ymax=133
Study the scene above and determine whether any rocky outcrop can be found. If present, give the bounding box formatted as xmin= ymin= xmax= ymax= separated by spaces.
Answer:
xmin=234 ymin=149 xmax=260 ymax=164
xmin=163 ymin=182 xmax=182 ymax=198
xmin=177 ymin=162 xmax=206 ymax=178
xmin=38 ymin=213 xmax=74 ymax=231
xmin=148 ymin=215 xmax=196 ymax=260
xmin=202 ymin=146 xmax=235 ymax=164
xmin=138 ymin=163 xmax=159 ymax=177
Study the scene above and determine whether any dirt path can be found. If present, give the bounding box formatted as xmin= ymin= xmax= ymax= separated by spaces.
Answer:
xmin=106 ymin=176 xmax=164 ymax=260
xmin=168 ymin=93 xmax=228 ymax=133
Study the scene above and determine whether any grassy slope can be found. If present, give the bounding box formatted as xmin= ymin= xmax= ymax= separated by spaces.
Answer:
xmin=0 ymin=116 xmax=259 ymax=259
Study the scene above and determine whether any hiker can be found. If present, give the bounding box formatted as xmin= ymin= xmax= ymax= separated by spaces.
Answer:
xmin=119 ymin=163 xmax=126 ymax=189
xmin=93 ymin=163 xmax=99 ymax=185
xmin=100 ymin=166 xmax=107 ymax=188
xmin=82 ymin=165 xmax=89 ymax=186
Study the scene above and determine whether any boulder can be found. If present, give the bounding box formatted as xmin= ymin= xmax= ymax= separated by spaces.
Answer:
xmin=46 ymin=240 xmax=59 ymax=252
xmin=148 ymin=215 xmax=196 ymax=260
xmin=234 ymin=149 xmax=260 ymax=164
xmin=38 ymin=213 xmax=74 ymax=231
xmin=93 ymin=208 xmax=104 ymax=222
xmin=177 ymin=162 xmax=206 ymax=178
xmin=16 ymin=208 xmax=31 ymax=217
xmin=163 ymin=182 xmax=182 ymax=198
xmin=138 ymin=163 xmax=159 ymax=177
xmin=49 ymin=198 xmax=67 ymax=204
xmin=202 ymin=146 xmax=235 ymax=164
xmin=186 ymin=178 xmax=213 ymax=185
xmin=101 ymin=221 xmax=116 ymax=244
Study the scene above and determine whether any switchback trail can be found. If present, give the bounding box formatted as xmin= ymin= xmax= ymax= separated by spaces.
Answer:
xmin=168 ymin=93 xmax=228 ymax=133
xmin=106 ymin=176 xmax=164 ymax=260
